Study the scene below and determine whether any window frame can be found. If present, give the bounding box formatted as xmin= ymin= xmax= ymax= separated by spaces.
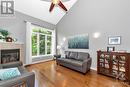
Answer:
xmin=31 ymin=25 xmax=53 ymax=58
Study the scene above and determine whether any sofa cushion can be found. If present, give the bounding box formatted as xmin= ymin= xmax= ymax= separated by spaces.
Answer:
xmin=57 ymin=58 xmax=83 ymax=67
xmin=68 ymin=52 xmax=78 ymax=59
xmin=65 ymin=51 xmax=70 ymax=58
xmin=78 ymin=52 xmax=90 ymax=61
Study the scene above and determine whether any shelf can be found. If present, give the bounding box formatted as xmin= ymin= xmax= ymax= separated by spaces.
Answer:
xmin=99 ymin=72 xmax=115 ymax=78
xmin=119 ymin=61 xmax=126 ymax=64
xmin=112 ymin=64 xmax=118 ymax=66
xmin=99 ymin=62 xmax=109 ymax=64
xmin=112 ymin=68 xmax=118 ymax=71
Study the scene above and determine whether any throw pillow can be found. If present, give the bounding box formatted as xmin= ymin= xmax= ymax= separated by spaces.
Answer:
xmin=69 ymin=52 xmax=78 ymax=59
xmin=65 ymin=51 xmax=70 ymax=58
xmin=0 ymin=67 xmax=21 ymax=80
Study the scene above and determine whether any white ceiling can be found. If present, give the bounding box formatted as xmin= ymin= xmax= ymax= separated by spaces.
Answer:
xmin=15 ymin=0 xmax=77 ymax=25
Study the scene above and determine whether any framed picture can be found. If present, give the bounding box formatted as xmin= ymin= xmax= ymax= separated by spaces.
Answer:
xmin=68 ymin=34 xmax=89 ymax=49
xmin=107 ymin=47 xmax=115 ymax=52
xmin=108 ymin=36 xmax=121 ymax=45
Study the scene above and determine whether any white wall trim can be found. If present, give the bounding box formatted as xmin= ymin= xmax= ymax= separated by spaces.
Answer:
xmin=24 ymin=58 xmax=53 ymax=66
xmin=52 ymin=28 xmax=56 ymax=55
xmin=91 ymin=67 xmax=97 ymax=71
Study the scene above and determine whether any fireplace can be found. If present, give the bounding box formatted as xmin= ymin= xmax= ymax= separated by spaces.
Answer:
xmin=0 ymin=49 xmax=20 ymax=64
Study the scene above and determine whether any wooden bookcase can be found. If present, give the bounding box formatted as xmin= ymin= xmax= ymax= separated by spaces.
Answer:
xmin=97 ymin=51 xmax=130 ymax=84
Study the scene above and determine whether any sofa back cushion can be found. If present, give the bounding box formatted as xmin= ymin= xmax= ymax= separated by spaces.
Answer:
xmin=78 ymin=52 xmax=90 ymax=61
xmin=68 ymin=52 xmax=78 ymax=59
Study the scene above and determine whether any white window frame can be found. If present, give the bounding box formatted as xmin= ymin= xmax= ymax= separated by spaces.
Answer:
xmin=31 ymin=24 xmax=53 ymax=58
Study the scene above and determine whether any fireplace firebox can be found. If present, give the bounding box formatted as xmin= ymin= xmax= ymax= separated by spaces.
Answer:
xmin=0 ymin=49 xmax=20 ymax=64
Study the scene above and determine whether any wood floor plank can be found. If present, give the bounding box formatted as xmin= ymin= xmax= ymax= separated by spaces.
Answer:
xmin=26 ymin=61 xmax=130 ymax=87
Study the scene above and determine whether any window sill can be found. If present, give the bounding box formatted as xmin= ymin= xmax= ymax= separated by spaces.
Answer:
xmin=32 ymin=54 xmax=53 ymax=58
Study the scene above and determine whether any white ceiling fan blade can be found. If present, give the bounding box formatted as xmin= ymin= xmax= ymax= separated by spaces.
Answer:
xmin=40 ymin=0 xmax=70 ymax=2
xmin=41 ymin=0 xmax=51 ymax=2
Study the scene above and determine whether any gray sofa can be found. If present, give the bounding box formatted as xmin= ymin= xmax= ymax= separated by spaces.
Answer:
xmin=0 ymin=62 xmax=35 ymax=87
xmin=56 ymin=51 xmax=92 ymax=74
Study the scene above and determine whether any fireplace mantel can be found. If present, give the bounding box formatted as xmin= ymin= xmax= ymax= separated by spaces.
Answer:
xmin=0 ymin=42 xmax=23 ymax=49
xmin=0 ymin=42 xmax=24 ymax=63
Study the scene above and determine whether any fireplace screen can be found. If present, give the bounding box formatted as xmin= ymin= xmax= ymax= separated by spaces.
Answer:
xmin=1 ymin=49 xmax=20 ymax=64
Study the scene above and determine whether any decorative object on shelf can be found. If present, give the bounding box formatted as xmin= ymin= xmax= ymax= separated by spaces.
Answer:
xmin=97 ymin=51 xmax=130 ymax=84
xmin=41 ymin=0 xmax=68 ymax=12
xmin=6 ymin=37 xmax=13 ymax=42
xmin=68 ymin=34 xmax=89 ymax=49
xmin=108 ymin=36 xmax=121 ymax=45
xmin=13 ymin=38 xmax=18 ymax=42
xmin=107 ymin=46 xmax=115 ymax=52
xmin=0 ymin=28 xmax=17 ymax=42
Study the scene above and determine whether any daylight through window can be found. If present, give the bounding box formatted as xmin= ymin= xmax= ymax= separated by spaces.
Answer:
xmin=31 ymin=25 xmax=52 ymax=57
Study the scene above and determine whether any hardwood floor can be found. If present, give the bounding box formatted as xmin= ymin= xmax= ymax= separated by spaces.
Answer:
xmin=26 ymin=61 xmax=130 ymax=87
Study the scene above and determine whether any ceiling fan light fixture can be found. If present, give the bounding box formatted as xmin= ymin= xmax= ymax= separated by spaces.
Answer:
xmin=52 ymin=0 xmax=59 ymax=4
xmin=41 ymin=0 xmax=68 ymax=12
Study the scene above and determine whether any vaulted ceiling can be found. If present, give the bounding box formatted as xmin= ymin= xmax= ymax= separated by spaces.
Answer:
xmin=15 ymin=0 xmax=77 ymax=25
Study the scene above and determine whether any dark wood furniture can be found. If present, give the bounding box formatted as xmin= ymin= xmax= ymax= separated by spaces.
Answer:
xmin=97 ymin=51 xmax=130 ymax=84
xmin=53 ymin=54 xmax=61 ymax=60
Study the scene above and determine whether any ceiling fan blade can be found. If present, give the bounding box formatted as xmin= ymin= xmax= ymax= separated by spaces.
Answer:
xmin=41 ymin=0 xmax=70 ymax=2
xmin=49 ymin=3 xmax=55 ymax=12
xmin=41 ymin=0 xmax=51 ymax=2
xmin=58 ymin=1 xmax=68 ymax=11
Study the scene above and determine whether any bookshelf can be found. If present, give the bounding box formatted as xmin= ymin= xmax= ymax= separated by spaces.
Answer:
xmin=97 ymin=51 xmax=130 ymax=84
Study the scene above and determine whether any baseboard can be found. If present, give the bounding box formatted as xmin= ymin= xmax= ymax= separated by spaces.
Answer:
xmin=24 ymin=59 xmax=53 ymax=66
xmin=91 ymin=67 xmax=97 ymax=71
xmin=24 ymin=60 xmax=97 ymax=71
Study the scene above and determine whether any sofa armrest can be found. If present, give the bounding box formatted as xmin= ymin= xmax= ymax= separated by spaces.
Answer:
xmin=2 ymin=61 xmax=23 ymax=68
xmin=54 ymin=55 xmax=61 ymax=58
xmin=56 ymin=56 xmax=66 ymax=60
xmin=0 ymin=72 xmax=35 ymax=87
xmin=82 ymin=58 xmax=92 ymax=73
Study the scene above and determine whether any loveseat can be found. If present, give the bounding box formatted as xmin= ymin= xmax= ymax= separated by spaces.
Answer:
xmin=56 ymin=51 xmax=92 ymax=74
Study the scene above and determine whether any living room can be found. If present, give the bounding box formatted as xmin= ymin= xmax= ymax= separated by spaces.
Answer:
xmin=0 ymin=0 xmax=130 ymax=87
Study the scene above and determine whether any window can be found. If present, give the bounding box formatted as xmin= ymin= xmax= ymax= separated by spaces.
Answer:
xmin=31 ymin=25 xmax=52 ymax=57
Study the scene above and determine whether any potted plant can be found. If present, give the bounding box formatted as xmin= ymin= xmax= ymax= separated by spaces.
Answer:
xmin=0 ymin=29 xmax=11 ymax=42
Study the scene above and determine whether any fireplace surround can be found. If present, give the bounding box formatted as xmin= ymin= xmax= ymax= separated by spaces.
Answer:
xmin=1 ymin=49 xmax=20 ymax=64
xmin=0 ymin=42 xmax=24 ymax=64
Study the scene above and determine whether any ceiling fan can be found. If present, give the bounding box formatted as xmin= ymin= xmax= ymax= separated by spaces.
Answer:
xmin=41 ymin=0 xmax=69 ymax=12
